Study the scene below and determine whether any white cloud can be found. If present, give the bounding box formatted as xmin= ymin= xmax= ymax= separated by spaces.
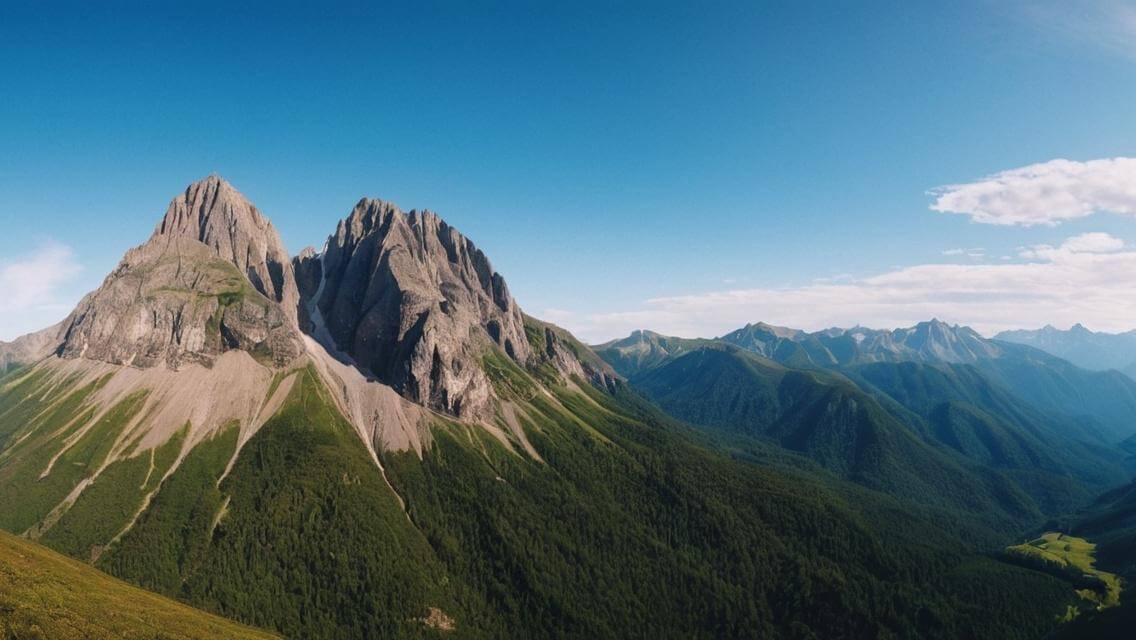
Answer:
xmin=941 ymin=247 xmax=985 ymax=259
xmin=1059 ymin=231 xmax=1124 ymax=253
xmin=0 ymin=241 xmax=82 ymax=341
xmin=1018 ymin=232 xmax=1124 ymax=260
xmin=555 ymin=232 xmax=1136 ymax=343
xmin=930 ymin=157 xmax=1136 ymax=226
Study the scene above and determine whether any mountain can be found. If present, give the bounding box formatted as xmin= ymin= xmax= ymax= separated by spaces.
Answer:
xmin=0 ymin=323 xmax=61 ymax=373
xmin=0 ymin=177 xmax=1101 ymax=639
xmin=628 ymin=343 xmax=1126 ymax=518
xmin=592 ymin=329 xmax=710 ymax=377
xmin=628 ymin=320 xmax=1136 ymax=444
xmin=717 ymin=322 xmax=839 ymax=368
xmin=291 ymin=196 xmax=613 ymax=420
xmin=997 ymin=324 xmax=1136 ymax=379
xmin=0 ymin=529 xmax=276 ymax=639
xmin=718 ymin=319 xmax=1001 ymax=367
xmin=833 ymin=321 xmax=1136 ymax=444
xmin=632 ymin=345 xmax=1033 ymax=513
xmin=961 ymin=342 xmax=1136 ymax=444
xmin=602 ymin=318 xmax=1136 ymax=513
xmin=55 ymin=176 xmax=305 ymax=370
xmin=843 ymin=360 xmax=1129 ymax=512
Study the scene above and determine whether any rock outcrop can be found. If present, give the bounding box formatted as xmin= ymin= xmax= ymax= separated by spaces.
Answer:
xmin=296 ymin=198 xmax=534 ymax=418
xmin=37 ymin=176 xmax=615 ymax=424
xmin=55 ymin=177 xmax=305 ymax=369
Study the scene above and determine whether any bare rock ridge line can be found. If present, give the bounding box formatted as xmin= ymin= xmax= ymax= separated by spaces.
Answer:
xmin=152 ymin=175 xmax=300 ymax=321
xmin=0 ymin=323 xmax=63 ymax=371
xmin=8 ymin=175 xmax=610 ymax=440
xmin=53 ymin=176 xmax=305 ymax=369
xmin=0 ymin=175 xmax=620 ymax=561
xmin=295 ymin=196 xmax=534 ymax=418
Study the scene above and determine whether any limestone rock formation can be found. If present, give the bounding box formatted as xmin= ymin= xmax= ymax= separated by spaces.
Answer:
xmin=55 ymin=177 xmax=305 ymax=369
xmin=296 ymin=197 xmax=535 ymax=418
xmin=38 ymin=176 xmax=614 ymax=425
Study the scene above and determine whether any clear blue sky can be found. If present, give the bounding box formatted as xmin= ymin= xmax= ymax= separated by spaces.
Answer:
xmin=2 ymin=1 xmax=1135 ymax=342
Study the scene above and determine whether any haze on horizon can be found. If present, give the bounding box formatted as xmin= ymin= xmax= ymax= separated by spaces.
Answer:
xmin=2 ymin=1 xmax=1136 ymax=344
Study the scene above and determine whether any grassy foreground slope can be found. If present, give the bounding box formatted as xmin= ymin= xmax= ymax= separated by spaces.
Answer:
xmin=0 ymin=529 xmax=277 ymax=640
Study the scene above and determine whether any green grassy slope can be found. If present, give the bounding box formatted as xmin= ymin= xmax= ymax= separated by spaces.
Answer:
xmin=1033 ymin=482 xmax=1136 ymax=638
xmin=101 ymin=366 xmax=459 ymax=639
xmin=384 ymin=350 xmax=1079 ymax=639
xmin=977 ymin=342 xmax=1136 ymax=443
xmin=0 ymin=529 xmax=277 ymax=640
xmin=0 ymin=371 xmax=147 ymax=535
xmin=629 ymin=345 xmax=1044 ymax=522
xmin=0 ymin=353 xmax=1091 ymax=639
xmin=630 ymin=344 xmax=1130 ymax=522
xmin=1004 ymin=532 xmax=1120 ymax=612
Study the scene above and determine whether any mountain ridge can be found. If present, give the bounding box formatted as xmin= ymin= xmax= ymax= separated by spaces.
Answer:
xmin=0 ymin=177 xmax=1118 ymax=639
xmin=997 ymin=324 xmax=1136 ymax=380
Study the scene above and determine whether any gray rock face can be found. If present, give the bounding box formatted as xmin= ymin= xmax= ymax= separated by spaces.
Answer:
xmin=843 ymin=319 xmax=1002 ymax=364
xmin=56 ymin=177 xmax=305 ymax=369
xmin=297 ymin=197 xmax=534 ymax=418
xmin=0 ymin=323 xmax=64 ymax=372
xmin=526 ymin=315 xmax=620 ymax=391
xmin=152 ymin=175 xmax=300 ymax=323
xmin=39 ymin=176 xmax=614 ymax=421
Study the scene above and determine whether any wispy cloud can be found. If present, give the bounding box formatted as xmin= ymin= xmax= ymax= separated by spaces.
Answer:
xmin=930 ymin=157 xmax=1136 ymax=226
xmin=0 ymin=240 xmax=82 ymax=341
xmin=555 ymin=232 xmax=1136 ymax=343
xmin=941 ymin=247 xmax=985 ymax=259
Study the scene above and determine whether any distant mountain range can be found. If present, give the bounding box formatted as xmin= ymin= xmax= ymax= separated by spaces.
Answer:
xmin=2 ymin=177 xmax=1133 ymax=639
xmin=599 ymin=320 xmax=1136 ymax=441
xmin=996 ymin=324 xmax=1136 ymax=380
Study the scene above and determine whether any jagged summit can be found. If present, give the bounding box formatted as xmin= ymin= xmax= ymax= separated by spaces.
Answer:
xmin=17 ymin=177 xmax=612 ymax=428
xmin=997 ymin=323 xmax=1136 ymax=377
xmin=54 ymin=176 xmax=305 ymax=369
xmin=150 ymin=175 xmax=299 ymax=315
xmin=295 ymin=195 xmax=535 ymax=418
xmin=592 ymin=329 xmax=708 ymax=378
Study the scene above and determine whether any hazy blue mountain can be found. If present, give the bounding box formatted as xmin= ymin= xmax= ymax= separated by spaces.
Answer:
xmin=607 ymin=319 xmax=1136 ymax=445
xmin=718 ymin=322 xmax=841 ymax=367
xmin=629 ymin=343 xmax=1128 ymax=518
xmin=996 ymin=324 xmax=1136 ymax=380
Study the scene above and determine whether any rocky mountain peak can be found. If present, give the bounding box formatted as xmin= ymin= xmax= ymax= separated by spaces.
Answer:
xmin=296 ymin=196 xmax=534 ymax=418
xmin=54 ymin=177 xmax=305 ymax=369
xmin=151 ymin=175 xmax=298 ymax=316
